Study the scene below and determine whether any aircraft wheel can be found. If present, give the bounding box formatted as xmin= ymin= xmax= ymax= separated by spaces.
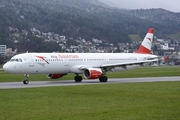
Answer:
xmin=99 ymin=76 xmax=108 ymax=82
xmin=23 ymin=80 xmax=29 ymax=84
xmin=74 ymin=76 xmax=82 ymax=82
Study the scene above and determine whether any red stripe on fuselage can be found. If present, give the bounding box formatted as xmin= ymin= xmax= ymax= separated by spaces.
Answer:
xmin=36 ymin=56 xmax=49 ymax=64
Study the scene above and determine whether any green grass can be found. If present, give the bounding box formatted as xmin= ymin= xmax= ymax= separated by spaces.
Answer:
xmin=107 ymin=66 xmax=180 ymax=78
xmin=0 ymin=66 xmax=180 ymax=82
xmin=129 ymin=34 xmax=142 ymax=41
xmin=0 ymin=66 xmax=180 ymax=120
xmin=168 ymin=32 xmax=180 ymax=40
xmin=0 ymin=82 xmax=180 ymax=120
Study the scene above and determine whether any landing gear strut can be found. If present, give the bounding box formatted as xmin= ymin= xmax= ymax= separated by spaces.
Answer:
xmin=23 ymin=74 xmax=29 ymax=84
xmin=74 ymin=75 xmax=82 ymax=82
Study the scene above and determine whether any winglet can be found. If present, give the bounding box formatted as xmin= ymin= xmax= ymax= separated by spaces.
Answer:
xmin=135 ymin=28 xmax=154 ymax=54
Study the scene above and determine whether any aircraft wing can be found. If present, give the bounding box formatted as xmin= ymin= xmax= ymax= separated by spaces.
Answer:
xmin=79 ymin=59 xmax=157 ymax=70
xmin=97 ymin=59 xmax=157 ymax=69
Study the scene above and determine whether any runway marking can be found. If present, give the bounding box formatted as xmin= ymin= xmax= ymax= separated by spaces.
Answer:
xmin=0 ymin=77 xmax=180 ymax=89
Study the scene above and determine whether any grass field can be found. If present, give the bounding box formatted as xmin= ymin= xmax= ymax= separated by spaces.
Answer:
xmin=129 ymin=34 xmax=142 ymax=41
xmin=0 ymin=66 xmax=180 ymax=120
xmin=0 ymin=82 xmax=180 ymax=120
xmin=168 ymin=32 xmax=180 ymax=40
xmin=0 ymin=66 xmax=180 ymax=82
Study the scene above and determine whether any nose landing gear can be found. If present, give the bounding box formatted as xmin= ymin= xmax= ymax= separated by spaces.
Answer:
xmin=23 ymin=74 xmax=29 ymax=84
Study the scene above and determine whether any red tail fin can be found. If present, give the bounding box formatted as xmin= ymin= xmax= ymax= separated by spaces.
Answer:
xmin=136 ymin=28 xmax=154 ymax=54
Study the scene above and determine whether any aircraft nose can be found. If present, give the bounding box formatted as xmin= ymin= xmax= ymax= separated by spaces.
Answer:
xmin=3 ymin=63 xmax=11 ymax=73
xmin=3 ymin=63 xmax=8 ymax=71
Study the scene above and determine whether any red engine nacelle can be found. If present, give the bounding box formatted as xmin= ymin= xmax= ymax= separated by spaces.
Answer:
xmin=83 ymin=68 xmax=103 ymax=79
xmin=47 ymin=74 xmax=66 ymax=79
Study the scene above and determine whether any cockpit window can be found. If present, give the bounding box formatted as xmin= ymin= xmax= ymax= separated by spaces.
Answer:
xmin=9 ymin=58 xmax=23 ymax=62
xmin=9 ymin=59 xmax=15 ymax=62
xmin=19 ymin=59 xmax=22 ymax=62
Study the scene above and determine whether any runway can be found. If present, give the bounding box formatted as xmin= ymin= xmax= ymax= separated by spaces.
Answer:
xmin=0 ymin=76 xmax=180 ymax=89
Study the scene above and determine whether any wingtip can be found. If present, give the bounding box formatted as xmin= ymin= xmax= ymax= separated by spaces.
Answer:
xmin=148 ymin=28 xmax=155 ymax=34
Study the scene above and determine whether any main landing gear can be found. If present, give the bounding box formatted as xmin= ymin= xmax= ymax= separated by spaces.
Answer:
xmin=99 ymin=76 xmax=108 ymax=82
xmin=74 ymin=75 xmax=83 ymax=82
xmin=74 ymin=74 xmax=108 ymax=82
xmin=23 ymin=74 xmax=29 ymax=84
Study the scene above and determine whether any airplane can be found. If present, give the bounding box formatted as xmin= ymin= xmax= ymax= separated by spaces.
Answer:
xmin=3 ymin=28 xmax=158 ymax=84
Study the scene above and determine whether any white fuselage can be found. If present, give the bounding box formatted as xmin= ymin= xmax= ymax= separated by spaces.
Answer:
xmin=3 ymin=53 xmax=157 ymax=74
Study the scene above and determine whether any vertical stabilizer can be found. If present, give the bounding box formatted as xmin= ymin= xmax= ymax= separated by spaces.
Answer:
xmin=135 ymin=28 xmax=154 ymax=54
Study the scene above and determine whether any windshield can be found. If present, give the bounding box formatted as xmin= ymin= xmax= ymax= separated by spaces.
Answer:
xmin=9 ymin=58 xmax=23 ymax=62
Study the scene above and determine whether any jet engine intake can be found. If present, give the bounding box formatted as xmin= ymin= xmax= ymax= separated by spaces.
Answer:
xmin=84 ymin=68 xmax=103 ymax=79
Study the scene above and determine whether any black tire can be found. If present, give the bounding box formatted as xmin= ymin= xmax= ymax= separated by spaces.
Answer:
xmin=99 ymin=77 xmax=103 ymax=82
xmin=74 ymin=76 xmax=82 ymax=82
xmin=99 ymin=76 xmax=108 ymax=82
xmin=23 ymin=80 xmax=29 ymax=84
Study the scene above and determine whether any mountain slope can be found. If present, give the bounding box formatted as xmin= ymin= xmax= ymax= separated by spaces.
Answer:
xmin=0 ymin=0 xmax=132 ymax=44
xmin=121 ymin=8 xmax=180 ymax=33
xmin=16 ymin=0 xmax=180 ymax=34
xmin=0 ymin=0 xmax=180 ymax=52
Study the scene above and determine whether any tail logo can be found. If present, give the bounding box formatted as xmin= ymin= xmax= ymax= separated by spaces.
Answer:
xmin=147 ymin=38 xmax=151 ymax=41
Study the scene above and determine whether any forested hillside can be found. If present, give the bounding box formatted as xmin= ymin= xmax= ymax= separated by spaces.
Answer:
xmin=122 ymin=8 xmax=180 ymax=33
xmin=0 ymin=0 xmax=180 ymax=52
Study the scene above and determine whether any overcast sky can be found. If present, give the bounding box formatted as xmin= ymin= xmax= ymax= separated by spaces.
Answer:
xmin=107 ymin=0 xmax=180 ymax=12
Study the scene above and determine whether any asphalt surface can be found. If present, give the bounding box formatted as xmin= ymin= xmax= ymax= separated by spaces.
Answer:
xmin=0 ymin=76 xmax=180 ymax=89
